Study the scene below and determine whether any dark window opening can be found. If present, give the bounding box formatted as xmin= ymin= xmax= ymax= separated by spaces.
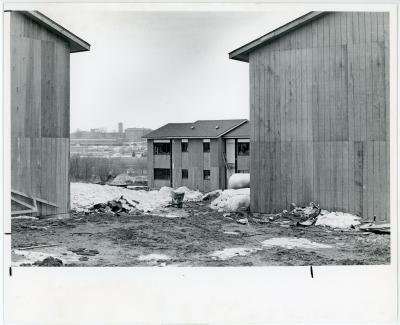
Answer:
xmin=203 ymin=142 xmax=210 ymax=153
xmin=181 ymin=142 xmax=188 ymax=152
xmin=237 ymin=169 xmax=249 ymax=174
xmin=154 ymin=142 xmax=171 ymax=155
xmin=154 ymin=168 xmax=171 ymax=180
xmin=203 ymin=170 xmax=211 ymax=180
xmin=182 ymin=169 xmax=188 ymax=179
xmin=238 ymin=142 xmax=250 ymax=156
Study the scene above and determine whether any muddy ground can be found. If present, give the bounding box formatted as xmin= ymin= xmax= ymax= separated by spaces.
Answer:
xmin=12 ymin=201 xmax=390 ymax=266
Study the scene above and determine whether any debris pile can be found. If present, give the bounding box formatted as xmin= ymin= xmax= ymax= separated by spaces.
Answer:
xmin=33 ymin=256 xmax=63 ymax=267
xmin=88 ymin=195 xmax=139 ymax=214
xmin=290 ymin=202 xmax=322 ymax=226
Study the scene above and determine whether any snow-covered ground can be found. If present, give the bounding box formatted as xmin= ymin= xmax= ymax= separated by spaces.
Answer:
xmin=210 ymin=188 xmax=250 ymax=212
xmin=71 ymin=183 xmax=202 ymax=213
xmin=210 ymin=247 xmax=261 ymax=260
xmin=315 ymin=210 xmax=361 ymax=229
xmin=71 ymin=183 xmax=361 ymax=230
xmin=261 ymin=237 xmax=332 ymax=249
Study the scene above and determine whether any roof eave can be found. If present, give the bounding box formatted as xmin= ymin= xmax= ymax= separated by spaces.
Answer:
xmin=20 ymin=10 xmax=90 ymax=53
xmin=143 ymin=136 xmax=221 ymax=140
xmin=229 ymin=11 xmax=327 ymax=62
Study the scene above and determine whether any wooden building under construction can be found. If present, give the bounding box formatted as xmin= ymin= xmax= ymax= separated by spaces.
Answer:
xmin=6 ymin=11 xmax=90 ymax=217
xmin=143 ymin=120 xmax=250 ymax=191
xmin=230 ymin=11 xmax=390 ymax=221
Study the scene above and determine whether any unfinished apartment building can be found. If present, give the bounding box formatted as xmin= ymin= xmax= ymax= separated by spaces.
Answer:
xmin=143 ymin=120 xmax=250 ymax=191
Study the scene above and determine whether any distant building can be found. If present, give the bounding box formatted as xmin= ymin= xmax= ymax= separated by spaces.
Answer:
xmin=125 ymin=127 xmax=152 ymax=142
xmin=118 ymin=122 xmax=123 ymax=134
xmin=143 ymin=120 xmax=249 ymax=191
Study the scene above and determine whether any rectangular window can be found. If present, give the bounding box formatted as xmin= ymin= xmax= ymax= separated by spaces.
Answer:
xmin=154 ymin=168 xmax=171 ymax=180
xmin=154 ymin=142 xmax=171 ymax=155
xmin=238 ymin=142 xmax=250 ymax=156
xmin=203 ymin=142 xmax=210 ymax=153
xmin=181 ymin=142 xmax=188 ymax=152
xmin=237 ymin=169 xmax=249 ymax=174
xmin=182 ymin=169 xmax=188 ymax=179
xmin=203 ymin=170 xmax=211 ymax=180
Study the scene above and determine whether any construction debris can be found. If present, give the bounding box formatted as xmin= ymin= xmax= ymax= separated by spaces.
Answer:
xmin=70 ymin=248 xmax=99 ymax=256
xmin=202 ymin=190 xmax=222 ymax=201
xmin=89 ymin=195 xmax=138 ymax=214
xmin=236 ymin=217 xmax=249 ymax=225
xmin=33 ymin=256 xmax=63 ymax=266
xmin=171 ymin=191 xmax=185 ymax=208
xmin=359 ymin=223 xmax=390 ymax=234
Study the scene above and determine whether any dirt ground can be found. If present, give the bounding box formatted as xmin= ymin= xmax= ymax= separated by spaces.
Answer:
xmin=12 ymin=201 xmax=390 ymax=266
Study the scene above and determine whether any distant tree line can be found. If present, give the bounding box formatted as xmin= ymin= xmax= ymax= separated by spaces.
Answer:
xmin=70 ymin=155 xmax=147 ymax=183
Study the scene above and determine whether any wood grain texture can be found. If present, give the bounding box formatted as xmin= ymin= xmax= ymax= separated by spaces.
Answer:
xmin=10 ymin=12 xmax=72 ymax=217
xmin=248 ymin=11 xmax=389 ymax=220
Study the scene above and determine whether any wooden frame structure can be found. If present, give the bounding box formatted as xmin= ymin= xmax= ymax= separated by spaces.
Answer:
xmin=7 ymin=11 xmax=90 ymax=217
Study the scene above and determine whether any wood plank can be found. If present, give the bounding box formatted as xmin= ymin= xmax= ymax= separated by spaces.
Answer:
xmin=249 ymin=53 xmax=256 ymax=210
xmin=366 ymin=141 xmax=374 ymax=219
xmin=383 ymin=13 xmax=389 ymax=143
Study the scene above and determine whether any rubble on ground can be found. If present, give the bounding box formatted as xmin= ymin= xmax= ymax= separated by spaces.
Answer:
xmin=88 ymin=195 xmax=138 ymax=214
xmin=71 ymin=182 xmax=203 ymax=213
xmin=202 ymin=189 xmax=222 ymax=201
xmin=33 ymin=256 xmax=63 ymax=266
xmin=69 ymin=248 xmax=99 ymax=256
xmin=359 ymin=223 xmax=390 ymax=234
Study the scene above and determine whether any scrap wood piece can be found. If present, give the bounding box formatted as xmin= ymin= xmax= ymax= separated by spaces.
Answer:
xmin=359 ymin=223 xmax=390 ymax=234
xmin=15 ymin=244 xmax=58 ymax=250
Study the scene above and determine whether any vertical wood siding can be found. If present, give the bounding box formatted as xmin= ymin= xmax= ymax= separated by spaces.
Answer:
xmin=249 ymin=12 xmax=389 ymax=221
xmin=11 ymin=12 xmax=71 ymax=217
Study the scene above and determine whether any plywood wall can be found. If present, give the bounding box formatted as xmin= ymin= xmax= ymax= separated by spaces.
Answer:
xmin=10 ymin=12 xmax=71 ymax=217
xmin=249 ymin=12 xmax=389 ymax=220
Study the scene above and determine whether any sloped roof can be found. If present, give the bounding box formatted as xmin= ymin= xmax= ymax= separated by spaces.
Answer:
xmin=142 ymin=119 xmax=248 ymax=139
xmin=18 ymin=11 xmax=90 ymax=53
xmin=229 ymin=11 xmax=326 ymax=62
xmin=222 ymin=120 xmax=249 ymax=138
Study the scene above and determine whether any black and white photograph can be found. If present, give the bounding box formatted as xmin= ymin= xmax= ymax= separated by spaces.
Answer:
xmin=2 ymin=1 xmax=398 ymax=322
xmin=6 ymin=5 xmax=393 ymax=266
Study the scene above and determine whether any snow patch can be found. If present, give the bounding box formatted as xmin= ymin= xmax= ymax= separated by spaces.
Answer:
xmin=71 ymin=182 xmax=202 ymax=213
xmin=210 ymin=188 xmax=250 ymax=212
xmin=108 ymin=173 xmax=136 ymax=186
xmin=261 ymin=237 xmax=332 ymax=249
xmin=174 ymin=186 xmax=203 ymax=201
xmin=210 ymin=247 xmax=261 ymax=260
xmin=137 ymin=253 xmax=171 ymax=261
xmin=12 ymin=249 xmax=81 ymax=266
xmin=12 ymin=215 xmax=38 ymax=220
xmin=228 ymin=173 xmax=250 ymax=189
xmin=315 ymin=210 xmax=361 ymax=229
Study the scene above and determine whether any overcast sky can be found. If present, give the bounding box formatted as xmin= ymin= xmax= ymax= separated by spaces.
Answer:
xmin=39 ymin=7 xmax=307 ymax=132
